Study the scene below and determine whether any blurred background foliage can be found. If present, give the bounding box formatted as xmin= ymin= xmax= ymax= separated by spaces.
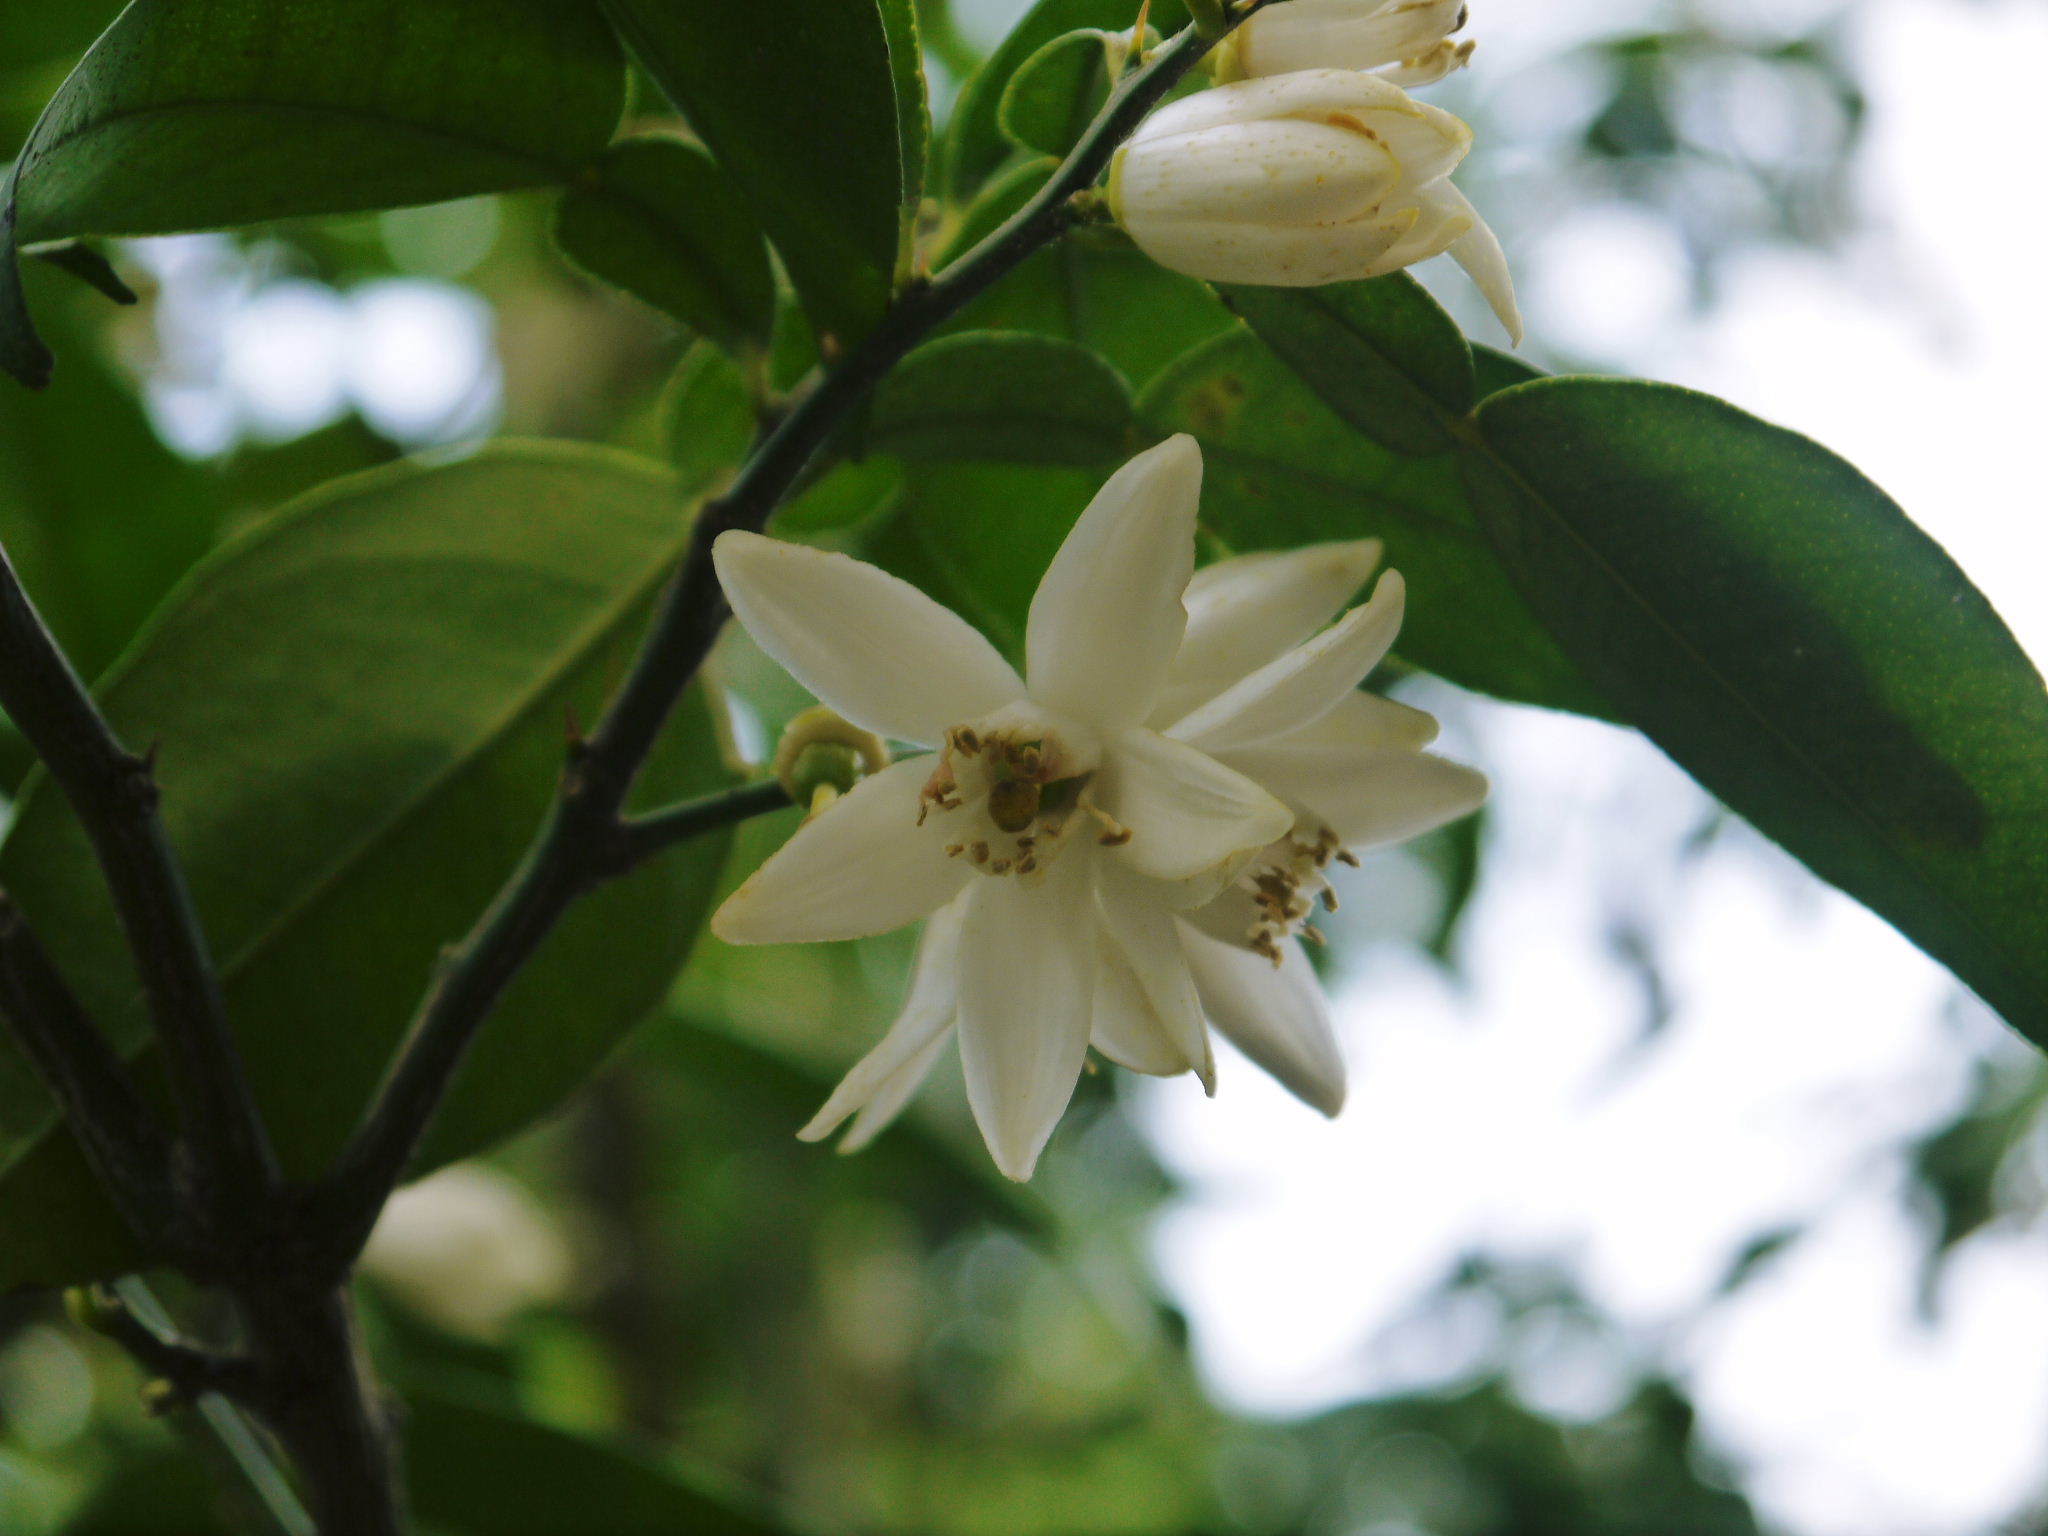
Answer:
xmin=1 ymin=0 xmax=2042 ymax=1532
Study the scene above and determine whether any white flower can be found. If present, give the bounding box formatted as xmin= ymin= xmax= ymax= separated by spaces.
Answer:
xmin=361 ymin=1166 xmax=572 ymax=1342
xmin=1109 ymin=68 xmax=1522 ymax=343
xmin=753 ymin=512 xmax=1490 ymax=1171
xmin=713 ymin=437 xmax=1301 ymax=1179
xmin=1212 ymin=0 xmax=1475 ymax=88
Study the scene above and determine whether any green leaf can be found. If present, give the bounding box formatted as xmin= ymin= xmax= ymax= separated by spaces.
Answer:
xmin=866 ymin=332 xmax=1135 ymax=465
xmin=1467 ymin=378 xmax=2048 ymax=1047
xmin=555 ymin=135 xmax=774 ymax=353
xmin=663 ymin=343 xmax=758 ymax=497
xmin=0 ymin=445 xmax=733 ymax=1288
xmin=879 ymin=0 xmax=931 ymax=256
xmin=999 ymin=30 xmax=1122 ymax=161
xmin=601 ymin=0 xmax=906 ymax=347
xmin=943 ymin=0 xmax=1186 ymax=198
xmin=1138 ymin=331 xmax=1610 ymax=715
xmin=404 ymin=1379 xmax=787 ymax=1536
xmin=1219 ymin=275 xmax=1477 ymax=456
xmin=1 ymin=0 xmax=626 ymax=385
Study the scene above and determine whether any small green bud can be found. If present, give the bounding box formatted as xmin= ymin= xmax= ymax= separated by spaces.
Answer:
xmin=773 ymin=706 xmax=889 ymax=814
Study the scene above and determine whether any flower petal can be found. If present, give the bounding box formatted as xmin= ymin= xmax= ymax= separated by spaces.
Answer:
xmin=714 ymin=531 xmax=1024 ymax=747
xmin=1132 ymin=67 xmax=1439 ymax=143
xmin=1116 ymin=209 xmax=1417 ymax=288
xmin=1183 ymin=924 xmax=1346 ymax=1116
xmin=1025 ymin=436 xmax=1202 ymax=729
xmin=1154 ymin=540 xmax=1384 ymax=726
xmin=1098 ymin=728 xmax=1293 ymax=883
xmin=1234 ymin=748 xmax=1488 ymax=849
xmin=841 ymin=1028 xmax=954 ymax=1153
xmin=799 ymin=896 xmax=966 ymax=1144
xmin=956 ymin=856 xmax=1098 ymax=1180
xmin=1098 ymin=861 xmax=1213 ymax=1089
xmin=1170 ymin=571 xmax=1406 ymax=750
xmin=1435 ymin=182 xmax=1524 ymax=345
xmin=1254 ymin=688 xmax=1441 ymax=757
xmin=711 ymin=758 xmax=969 ymax=944
xmin=1092 ymin=937 xmax=1193 ymax=1077
xmin=1118 ymin=120 xmax=1400 ymax=226
xmin=1235 ymin=0 xmax=1467 ymax=78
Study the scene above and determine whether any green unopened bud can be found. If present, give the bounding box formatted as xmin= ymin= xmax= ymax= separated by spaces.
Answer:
xmin=773 ymin=706 xmax=889 ymax=815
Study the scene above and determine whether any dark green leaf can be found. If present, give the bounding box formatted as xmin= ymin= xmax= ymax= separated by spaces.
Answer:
xmin=1220 ymin=276 xmax=1477 ymax=456
xmin=943 ymin=0 xmax=1186 ymax=198
xmin=1468 ymin=378 xmax=2048 ymax=1044
xmin=879 ymin=0 xmax=931 ymax=248
xmin=866 ymin=332 xmax=1134 ymax=465
xmin=2 ymin=0 xmax=627 ymax=384
xmin=602 ymin=0 xmax=905 ymax=347
xmin=555 ymin=135 xmax=774 ymax=352
xmin=999 ymin=30 xmax=1121 ymax=161
xmin=405 ymin=1379 xmax=787 ymax=1536
xmin=0 ymin=445 xmax=733 ymax=1288
xmin=1139 ymin=331 xmax=1610 ymax=715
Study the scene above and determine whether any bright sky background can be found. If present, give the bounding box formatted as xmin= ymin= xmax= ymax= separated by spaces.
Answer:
xmin=1135 ymin=4 xmax=2048 ymax=1534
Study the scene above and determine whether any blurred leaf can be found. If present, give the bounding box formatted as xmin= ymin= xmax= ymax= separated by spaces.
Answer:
xmin=1220 ymin=276 xmax=1477 ymax=456
xmin=865 ymin=332 xmax=1134 ymax=465
xmin=663 ymin=343 xmax=757 ymax=497
xmin=0 ymin=445 xmax=734 ymax=1287
xmin=2 ymin=0 xmax=627 ymax=385
xmin=942 ymin=0 xmax=1186 ymax=199
xmin=602 ymin=0 xmax=905 ymax=347
xmin=1138 ymin=331 xmax=1611 ymax=715
xmin=999 ymin=30 xmax=1122 ymax=161
xmin=1468 ymin=379 xmax=2048 ymax=1049
xmin=1416 ymin=806 xmax=1485 ymax=967
xmin=555 ymin=135 xmax=774 ymax=353
xmin=775 ymin=458 xmax=903 ymax=537
xmin=404 ymin=1378 xmax=789 ymax=1536
xmin=1906 ymin=1057 xmax=2047 ymax=1313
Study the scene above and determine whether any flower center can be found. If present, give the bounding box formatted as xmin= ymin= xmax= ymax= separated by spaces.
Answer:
xmin=1235 ymin=822 xmax=1359 ymax=964
xmin=915 ymin=708 xmax=1113 ymax=880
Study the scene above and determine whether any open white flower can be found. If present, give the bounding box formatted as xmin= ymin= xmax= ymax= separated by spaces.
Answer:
xmin=1109 ymin=68 xmax=1522 ymax=343
xmin=1212 ymin=0 xmax=1476 ymax=88
xmin=714 ymin=437 xmax=1300 ymax=1179
xmin=718 ymin=459 xmax=1487 ymax=1175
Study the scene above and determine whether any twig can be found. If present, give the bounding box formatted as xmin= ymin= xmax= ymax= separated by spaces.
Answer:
xmin=0 ymin=544 xmax=277 ymax=1212
xmin=73 ymin=1282 xmax=263 ymax=1411
xmin=316 ymin=14 xmax=1257 ymax=1265
xmin=0 ymin=893 xmax=183 ymax=1255
xmin=606 ymin=780 xmax=792 ymax=875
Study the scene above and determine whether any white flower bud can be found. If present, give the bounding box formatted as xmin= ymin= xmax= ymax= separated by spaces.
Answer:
xmin=1212 ymin=0 xmax=1471 ymax=84
xmin=1109 ymin=69 xmax=1522 ymax=341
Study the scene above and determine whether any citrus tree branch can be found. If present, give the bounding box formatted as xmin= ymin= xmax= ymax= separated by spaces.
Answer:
xmin=313 ymin=12 xmax=1255 ymax=1266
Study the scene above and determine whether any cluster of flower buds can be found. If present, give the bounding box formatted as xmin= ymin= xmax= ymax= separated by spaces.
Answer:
xmin=1108 ymin=0 xmax=1520 ymax=341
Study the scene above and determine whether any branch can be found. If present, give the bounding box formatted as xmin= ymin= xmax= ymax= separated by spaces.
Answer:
xmin=314 ymin=15 xmax=1256 ymax=1264
xmin=72 ymin=1283 xmax=263 ymax=1411
xmin=0 ymin=546 xmax=277 ymax=1210
xmin=606 ymin=780 xmax=792 ymax=876
xmin=0 ymin=893 xmax=183 ymax=1254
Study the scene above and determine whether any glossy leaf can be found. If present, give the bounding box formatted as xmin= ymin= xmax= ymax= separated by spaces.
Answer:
xmin=1139 ymin=331 xmax=1610 ymax=714
xmin=879 ymin=0 xmax=931 ymax=256
xmin=602 ymin=0 xmax=906 ymax=347
xmin=0 ymin=445 xmax=733 ymax=1288
xmin=1220 ymin=275 xmax=1478 ymax=456
xmin=1468 ymin=378 xmax=2048 ymax=1046
xmin=2 ymin=0 xmax=627 ymax=385
xmin=866 ymin=332 xmax=1135 ymax=465
xmin=405 ymin=1381 xmax=787 ymax=1536
xmin=999 ymin=30 xmax=1122 ymax=161
xmin=555 ymin=135 xmax=774 ymax=353
xmin=943 ymin=0 xmax=1187 ymax=198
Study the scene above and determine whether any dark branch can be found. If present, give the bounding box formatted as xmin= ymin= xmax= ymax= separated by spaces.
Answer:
xmin=314 ymin=15 xmax=1256 ymax=1268
xmin=73 ymin=1284 xmax=264 ymax=1411
xmin=0 ymin=893 xmax=184 ymax=1255
xmin=607 ymin=780 xmax=792 ymax=876
xmin=0 ymin=544 xmax=278 ymax=1210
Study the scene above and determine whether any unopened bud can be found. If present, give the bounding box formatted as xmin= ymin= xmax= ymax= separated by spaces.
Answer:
xmin=773 ymin=706 xmax=889 ymax=815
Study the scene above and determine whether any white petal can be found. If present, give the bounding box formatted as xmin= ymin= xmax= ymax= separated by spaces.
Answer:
xmin=1132 ymin=67 xmax=1437 ymax=143
xmin=798 ymin=897 xmax=966 ymax=1144
xmin=1025 ymin=437 xmax=1201 ymax=730
xmin=956 ymin=856 xmax=1098 ymax=1181
xmin=1226 ymin=748 xmax=1487 ymax=849
xmin=1235 ymin=0 xmax=1467 ymax=77
xmin=1154 ymin=540 xmax=1384 ymax=726
xmin=1097 ymin=728 xmax=1293 ymax=883
xmin=1117 ymin=208 xmax=1416 ymax=288
xmin=1092 ymin=936 xmax=1194 ymax=1077
xmin=1116 ymin=120 xmax=1399 ymax=226
xmin=1435 ymin=182 xmax=1524 ymax=345
xmin=840 ymin=1028 xmax=954 ymax=1153
xmin=1367 ymin=184 xmax=1474 ymax=273
xmin=714 ymin=531 xmax=1024 ymax=747
xmin=711 ymin=758 xmax=969 ymax=944
xmin=1097 ymin=861 xmax=1213 ymax=1089
xmin=1253 ymin=689 xmax=1442 ymax=756
xmin=1183 ymin=924 xmax=1346 ymax=1116
xmin=1170 ymin=571 xmax=1406 ymax=750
